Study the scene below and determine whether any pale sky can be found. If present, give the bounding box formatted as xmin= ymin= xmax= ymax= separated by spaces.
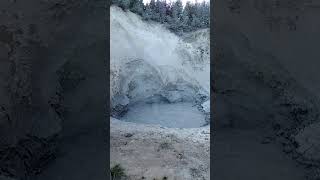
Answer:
xmin=143 ymin=0 xmax=210 ymax=6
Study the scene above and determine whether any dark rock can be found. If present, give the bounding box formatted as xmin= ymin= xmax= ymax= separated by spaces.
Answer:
xmin=123 ymin=133 xmax=134 ymax=138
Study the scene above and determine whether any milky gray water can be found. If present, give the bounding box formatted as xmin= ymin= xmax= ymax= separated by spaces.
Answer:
xmin=120 ymin=102 xmax=207 ymax=128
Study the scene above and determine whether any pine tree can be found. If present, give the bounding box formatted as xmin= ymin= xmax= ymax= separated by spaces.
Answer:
xmin=149 ymin=0 xmax=156 ymax=10
xmin=191 ymin=14 xmax=200 ymax=29
xmin=143 ymin=3 xmax=153 ymax=20
xmin=194 ymin=1 xmax=202 ymax=28
xmin=182 ymin=1 xmax=192 ymax=31
xmin=205 ymin=2 xmax=210 ymax=28
xmin=131 ymin=0 xmax=144 ymax=15
xmin=118 ymin=0 xmax=131 ymax=10
xmin=112 ymin=0 xmax=119 ymax=5
xmin=158 ymin=0 xmax=168 ymax=23
xmin=170 ymin=0 xmax=183 ymax=32
xmin=198 ymin=1 xmax=209 ymax=28
xmin=152 ymin=0 xmax=161 ymax=21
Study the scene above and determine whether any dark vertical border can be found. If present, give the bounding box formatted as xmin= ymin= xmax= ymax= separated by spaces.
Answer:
xmin=210 ymin=0 xmax=215 ymax=179
xmin=106 ymin=0 xmax=111 ymax=178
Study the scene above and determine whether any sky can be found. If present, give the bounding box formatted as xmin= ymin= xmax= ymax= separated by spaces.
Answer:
xmin=143 ymin=0 xmax=210 ymax=6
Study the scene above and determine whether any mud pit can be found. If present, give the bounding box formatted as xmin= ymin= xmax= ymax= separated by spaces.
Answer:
xmin=120 ymin=102 xmax=207 ymax=128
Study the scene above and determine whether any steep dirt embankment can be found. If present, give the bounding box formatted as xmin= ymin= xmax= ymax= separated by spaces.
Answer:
xmin=110 ymin=6 xmax=210 ymax=116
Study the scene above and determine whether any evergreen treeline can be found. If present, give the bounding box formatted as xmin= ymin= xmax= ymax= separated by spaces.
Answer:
xmin=112 ymin=0 xmax=210 ymax=34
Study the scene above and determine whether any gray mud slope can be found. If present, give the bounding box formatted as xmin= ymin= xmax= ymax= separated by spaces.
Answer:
xmin=213 ymin=0 xmax=320 ymax=179
xmin=0 ymin=0 xmax=107 ymax=179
